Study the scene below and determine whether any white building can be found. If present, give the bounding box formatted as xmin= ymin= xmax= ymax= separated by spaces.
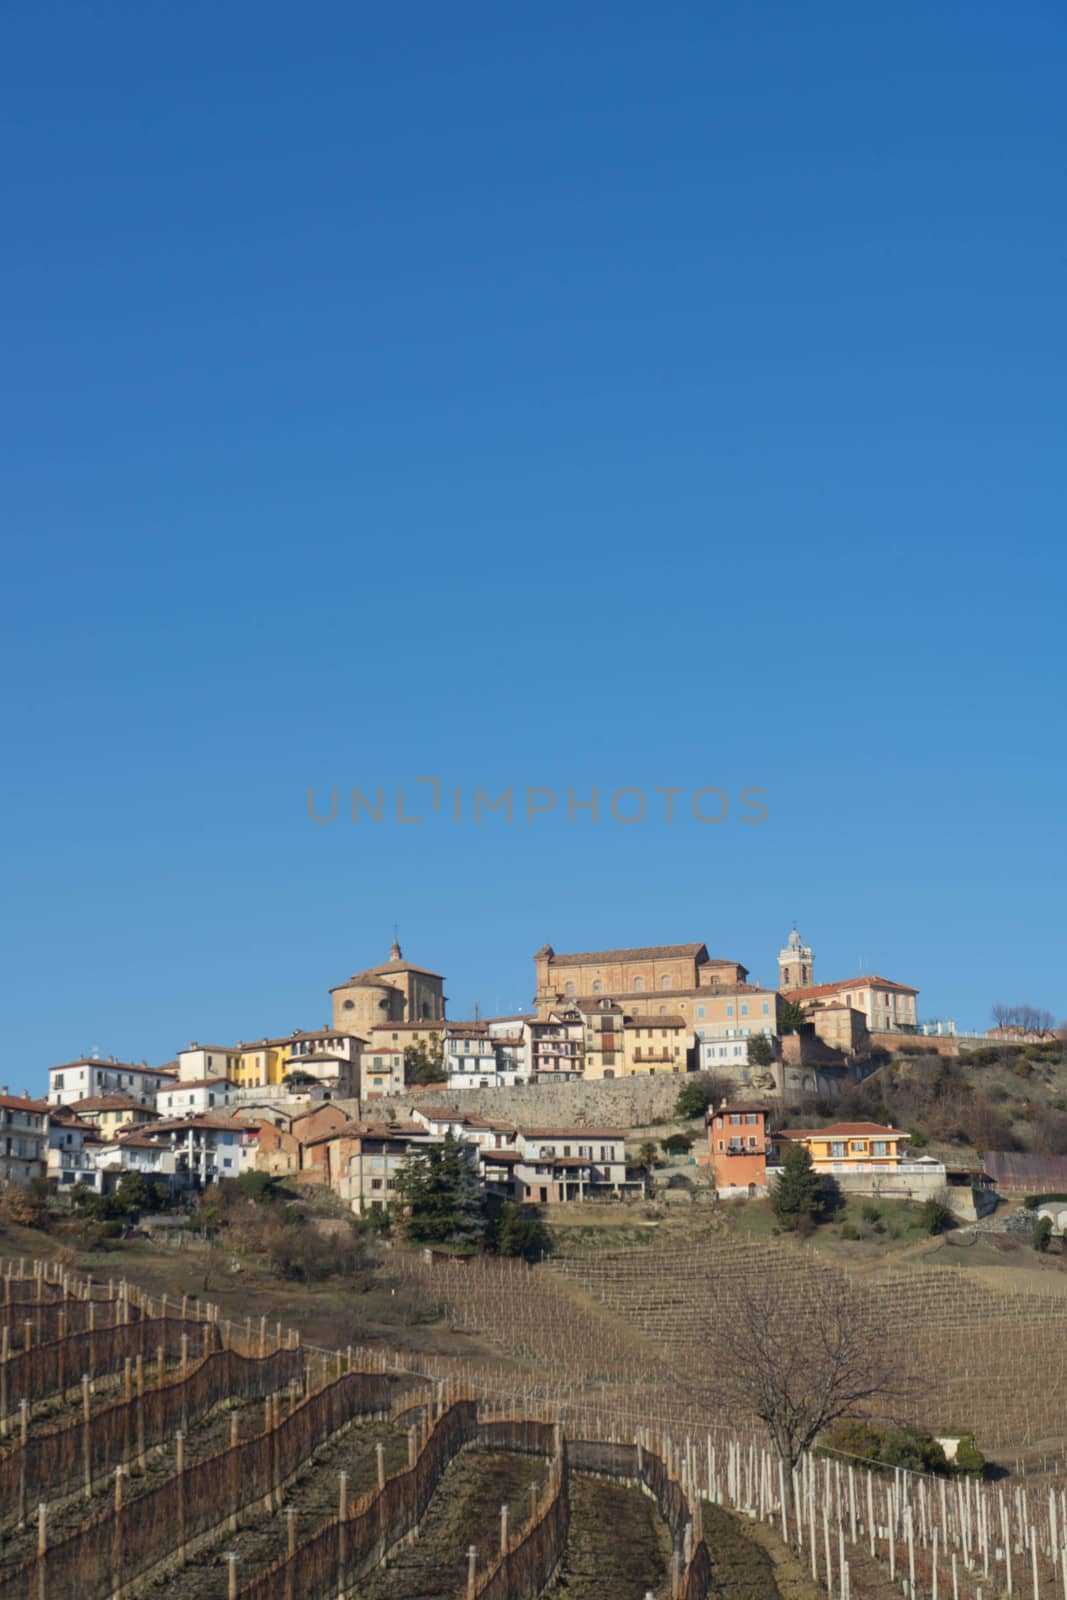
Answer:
xmin=47 ymin=1112 xmax=102 ymax=1192
xmin=0 ymin=1093 xmax=50 ymax=1185
xmin=48 ymin=1057 xmax=177 ymax=1108
xmin=176 ymin=1045 xmax=242 ymax=1084
xmin=157 ymin=1077 xmax=236 ymax=1117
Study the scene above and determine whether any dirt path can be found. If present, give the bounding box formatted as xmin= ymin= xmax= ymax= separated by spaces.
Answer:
xmin=543 ymin=1475 xmax=671 ymax=1600
xmin=350 ymin=1448 xmax=547 ymax=1600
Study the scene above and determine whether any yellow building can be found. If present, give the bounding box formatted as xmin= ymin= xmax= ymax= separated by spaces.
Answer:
xmin=69 ymin=1095 xmax=157 ymax=1141
xmin=775 ymin=1121 xmax=907 ymax=1173
xmin=621 ymin=1014 xmax=688 ymax=1075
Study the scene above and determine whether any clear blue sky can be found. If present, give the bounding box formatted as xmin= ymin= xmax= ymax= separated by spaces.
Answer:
xmin=2 ymin=1 xmax=1064 ymax=1084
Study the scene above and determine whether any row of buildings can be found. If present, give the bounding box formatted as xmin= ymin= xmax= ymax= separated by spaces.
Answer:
xmin=41 ymin=932 xmax=918 ymax=1115
xmin=704 ymin=1104 xmax=993 ymax=1214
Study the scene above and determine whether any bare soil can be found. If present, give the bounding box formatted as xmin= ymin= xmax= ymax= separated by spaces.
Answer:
xmin=543 ymin=1475 xmax=671 ymax=1600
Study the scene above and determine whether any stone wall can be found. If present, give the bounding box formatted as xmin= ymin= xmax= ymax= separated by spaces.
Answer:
xmin=341 ymin=1071 xmax=720 ymax=1130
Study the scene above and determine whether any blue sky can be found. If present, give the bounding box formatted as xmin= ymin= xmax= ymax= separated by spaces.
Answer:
xmin=2 ymin=1 xmax=1064 ymax=1082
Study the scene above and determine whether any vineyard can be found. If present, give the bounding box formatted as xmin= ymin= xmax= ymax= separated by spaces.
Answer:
xmin=2 ymin=1252 xmax=1067 ymax=1598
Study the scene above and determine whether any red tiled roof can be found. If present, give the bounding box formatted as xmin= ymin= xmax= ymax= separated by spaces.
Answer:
xmin=521 ymin=1127 xmax=627 ymax=1140
xmin=70 ymin=1095 xmax=153 ymax=1113
xmin=545 ymin=943 xmax=708 ymax=967
xmin=0 ymin=1094 xmax=48 ymax=1113
xmin=784 ymin=975 xmax=918 ymax=1000
xmin=777 ymin=1122 xmax=905 ymax=1139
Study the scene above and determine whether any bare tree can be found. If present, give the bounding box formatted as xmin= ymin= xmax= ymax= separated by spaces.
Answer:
xmin=991 ymin=1004 xmax=1056 ymax=1035
xmin=709 ymin=1274 xmax=915 ymax=1486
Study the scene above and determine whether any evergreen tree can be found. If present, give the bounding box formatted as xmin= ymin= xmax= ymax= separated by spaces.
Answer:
xmin=778 ymin=1000 xmax=809 ymax=1035
xmin=771 ymin=1142 xmax=823 ymax=1230
xmin=747 ymin=1033 xmax=775 ymax=1067
xmin=394 ymin=1133 xmax=486 ymax=1247
xmin=493 ymin=1202 xmax=552 ymax=1261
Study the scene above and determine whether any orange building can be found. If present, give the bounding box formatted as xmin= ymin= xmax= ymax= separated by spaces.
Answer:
xmin=706 ymin=1104 xmax=773 ymax=1196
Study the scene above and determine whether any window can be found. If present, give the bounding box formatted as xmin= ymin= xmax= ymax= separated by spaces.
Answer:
xmin=761 ymin=1002 xmax=770 ymax=1015
xmin=343 ymin=1000 xmax=354 ymax=1010
xmin=633 ymin=978 xmax=645 ymax=992
xmin=830 ymin=1141 xmax=845 ymax=1158
xmin=565 ymin=982 xmax=575 ymax=997
xmin=697 ymin=1007 xmax=705 ymax=1019
xmin=873 ymin=1141 xmax=887 ymax=1157
xmin=726 ymin=1005 xmax=734 ymax=1017
xmin=741 ymin=1004 xmax=748 ymax=1017
xmin=661 ymin=976 xmax=673 ymax=990
xmin=592 ymin=980 xmax=602 ymax=994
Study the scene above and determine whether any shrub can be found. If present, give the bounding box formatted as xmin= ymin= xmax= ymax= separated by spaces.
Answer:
xmin=822 ymin=1418 xmax=950 ymax=1475
xmin=861 ymin=1203 xmax=881 ymax=1223
xmin=661 ymin=1132 xmax=694 ymax=1156
xmin=1032 ymin=1216 xmax=1053 ymax=1253
xmin=840 ymin=1223 xmax=859 ymax=1240
xmin=953 ymin=1437 xmax=986 ymax=1476
xmin=919 ymin=1198 xmax=951 ymax=1235
xmin=1023 ymin=1194 xmax=1041 ymax=1210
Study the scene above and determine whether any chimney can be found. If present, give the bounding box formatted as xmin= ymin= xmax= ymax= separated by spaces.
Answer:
xmin=0 ymin=1086 xmax=7 ymax=1097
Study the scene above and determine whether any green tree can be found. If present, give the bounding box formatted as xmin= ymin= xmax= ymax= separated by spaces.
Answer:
xmin=115 ymin=1171 xmax=152 ymax=1217
xmin=1033 ymin=1215 xmax=1053 ymax=1252
xmin=919 ymin=1197 xmax=951 ymax=1235
xmin=393 ymin=1133 xmax=486 ymax=1248
xmin=493 ymin=1202 xmax=552 ymax=1261
xmin=404 ymin=1033 xmax=444 ymax=1086
xmin=747 ymin=1034 xmax=775 ymax=1067
xmin=675 ymin=1082 xmax=710 ymax=1119
xmin=638 ymin=1141 xmax=659 ymax=1171
xmin=771 ymin=1142 xmax=823 ymax=1230
xmin=661 ymin=1132 xmax=694 ymax=1156
xmin=778 ymin=999 xmax=810 ymax=1035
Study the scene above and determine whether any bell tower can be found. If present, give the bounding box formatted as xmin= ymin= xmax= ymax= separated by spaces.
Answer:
xmin=778 ymin=925 xmax=813 ymax=991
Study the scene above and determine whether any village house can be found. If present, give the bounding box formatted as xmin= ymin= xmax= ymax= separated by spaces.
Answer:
xmin=784 ymin=976 xmax=919 ymax=1034
xmin=528 ymin=1011 xmax=585 ymax=1080
xmin=48 ymin=1058 xmax=176 ymax=1108
xmin=47 ymin=1109 xmax=102 ymax=1191
xmin=0 ymin=1092 xmax=50 ymax=1186
xmin=135 ymin=1115 xmax=259 ymax=1187
xmin=68 ymin=1094 xmax=158 ymax=1140
xmin=705 ymin=1104 xmax=774 ymax=1197
xmin=314 ymin=1121 xmax=438 ymax=1215
xmin=176 ymin=1045 xmax=243 ymax=1083
xmin=511 ymin=1127 xmax=636 ymax=1204
xmin=442 ymin=1023 xmax=497 ymax=1087
xmin=486 ymin=1016 xmax=533 ymax=1080
xmin=158 ymin=1077 xmax=236 ymax=1117
xmin=621 ymin=1013 xmax=688 ymax=1076
xmin=95 ymin=1133 xmax=180 ymax=1192
xmin=360 ymin=1043 xmax=406 ymax=1098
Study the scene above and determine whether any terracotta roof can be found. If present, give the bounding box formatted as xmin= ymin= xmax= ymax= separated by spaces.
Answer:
xmin=623 ymin=1015 xmax=686 ymax=1029
xmin=777 ymin=1123 xmax=905 ymax=1139
xmin=178 ymin=1045 xmax=238 ymax=1056
xmin=545 ymin=943 xmax=709 ymax=967
xmin=567 ymin=986 xmax=765 ymax=1006
xmin=161 ymin=1077 xmax=235 ymax=1091
xmin=50 ymin=1060 xmax=177 ymax=1077
xmin=70 ymin=1095 xmax=153 ymax=1114
xmin=521 ymin=1127 xmax=627 ymax=1140
xmin=785 ymin=975 xmax=919 ymax=1000
xmin=333 ymin=958 xmax=445 ymax=990
xmin=0 ymin=1094 xmax=48 ymax=1113
xmin=708 ymin=1104 xmax=772 ymax=1117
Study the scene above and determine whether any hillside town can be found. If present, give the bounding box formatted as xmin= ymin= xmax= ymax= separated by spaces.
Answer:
xmin=9 ymin=931 xmax=1062 ymax=1220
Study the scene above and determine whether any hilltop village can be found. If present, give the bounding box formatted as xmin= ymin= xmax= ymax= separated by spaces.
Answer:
xmin=10 ymin=930 xmax=1058 ymax=1222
